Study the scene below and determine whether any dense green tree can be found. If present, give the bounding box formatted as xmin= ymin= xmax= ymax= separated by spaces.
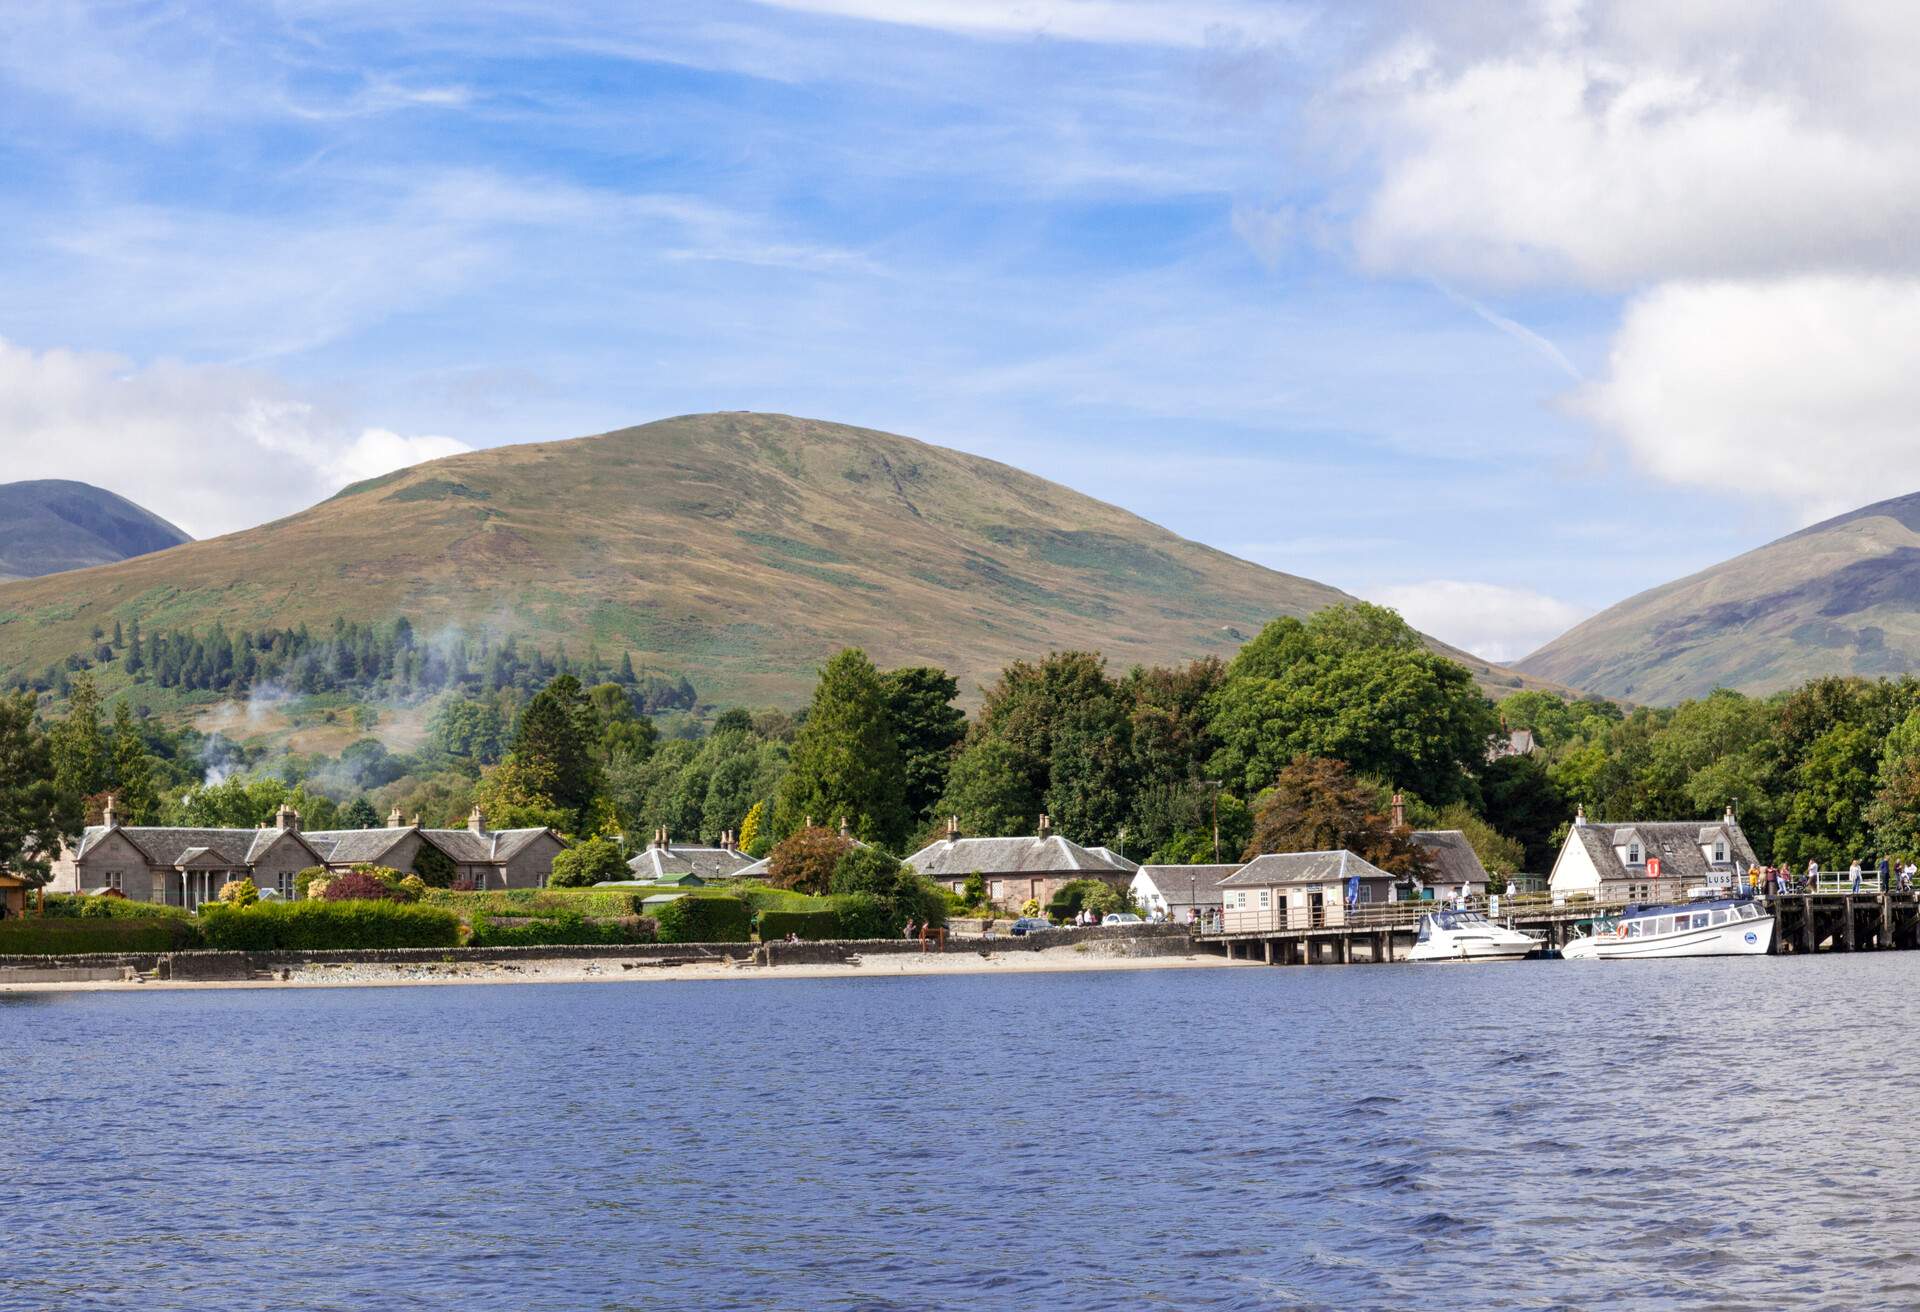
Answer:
xmin=427 ymin=697 xmax=508 ymax=766
xmin=937 ymin=737 xmax=1034 ymax=836
xmin=879 ymin=667 xmax=966 ymax=824
xmin=169 ymin=775 xmax=339 ymax=829
xmin=549 ymin=835 xmax=629 ymax=887
xmin=50 ymin=673 xmax=109 ymax=809
xmin=1207 ymin=605 xmax=1496 ymax=806
xmin=1478 ymin=754 xmax=1565 ymax=873
xmin=0 ymin=691 xmax=82 ymax=881
xmin=1124 ymin=658 xmax=1224 ymax=794
xmin=471 ymin=754 xmax=572 ymax=833
xmin=1242 ymin=755 xmax=1432 ymax=878
xmin=1773 ymin=722 xmax=1879 ymax=867
xmin=510 ymin=674 xmax=602 ymax=826
xmin=105 ymin=701 xmax=160 ymax=824
xmin=587 ymin=682 xmax=660 ymax=764
xmin=773 ymin=649 xmax=908 ymax=846
xmin=766 ymin=825 xmax=852 ymax=894
xmin=340 ymin=797 xmax=380 ymax=829
xmin=1132 ymin=782 xmax=1251 ymax=864
xmin=1044 ymin=694 xmax=1135 ymax=845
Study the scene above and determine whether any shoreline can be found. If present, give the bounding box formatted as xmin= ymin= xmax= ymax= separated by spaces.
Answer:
xmin=0 ymin=945 xmax=1250 ymax=994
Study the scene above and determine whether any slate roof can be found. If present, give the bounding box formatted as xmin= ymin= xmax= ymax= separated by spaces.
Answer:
xmin=1220 ymin=851 xmax=1394 ymax=886
xmin=902 ymin=835 xmax=1133 ymax=878
xmin=1412 ymin=830 xmax=1492 ymax=887
xmin=1571 ymin=819 xmax=1757 ymax=883
xmin=627 ymin=845 xmax=757 ymax=880
xmin=77 ymin=822 xmax=553 ymax=871
xmin=1085 ymin=846 xmax=1140 ymax=873
xmin=173 ymin=845 xmax=239 ymax=869
xmin=1133 ymin=863 xmax=1243 ymax=909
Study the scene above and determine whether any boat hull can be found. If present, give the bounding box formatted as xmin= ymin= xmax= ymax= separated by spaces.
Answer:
xmin=1562 ymin=915 xmax=1774 ymax=960
xmin=1407 ymin=935 xmax=1536 ymax=963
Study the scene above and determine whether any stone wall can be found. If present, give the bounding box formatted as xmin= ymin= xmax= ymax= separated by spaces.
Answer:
xmin=758 ymin=922 xmax=1190 ymax=966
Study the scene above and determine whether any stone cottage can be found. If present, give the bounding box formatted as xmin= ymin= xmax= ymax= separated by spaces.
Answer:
xmin=49 ymin=799 xmax=566 ymax=909
xmin=903 ymin=816 xmax=1135 ymax=911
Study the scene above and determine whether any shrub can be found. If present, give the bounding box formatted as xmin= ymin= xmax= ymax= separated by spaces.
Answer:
xmin=421 ymin=888 xmax=646 ymax=918
xmin=739 ymin=884 xmax=834 ymax=914
xmin=397 ymin=874 xmax=428 ymax=902
xmin=307 ymin=876 xmax=333 ymax=901
xmin=469 ymin=913 xmax=657 ymax=947
xmin=0 ymin=917 xmax=201 ymax=955
xmin=758 ymin=908 xmax=842 ymax=941
xmin=1020 ymin=898 xmax=1042 ymax=918
xmin=829 ymin=891 xmax=895 ymax=940
xmin=196 ymin=901 xmax=461 ymax=950
xmin=450 ymin=879 xmax=477 ymax=892
xmin=41 ymin=894 xmax=194 ymax=923
xmin=293 ymin=866 xmax=330 ymax=899
xmin=410 ymin=843 xmax=457 ymax=888
xmin=654 ymin=893 xmax=753 ymax=944
xmin=765 ymin=827 xmax=852 ymax=894
xmin=321 ymin=871 xmax=397 ymax=902
xmin=1048 ymin=878 xmax=1125 ymax=920
xmin=549 ymin=835 xmax=627 ymax=888
xmin=963 ymin=872 xmax=987 ymax=905
xmin=218 ymin=877 xmax=259 ymax=907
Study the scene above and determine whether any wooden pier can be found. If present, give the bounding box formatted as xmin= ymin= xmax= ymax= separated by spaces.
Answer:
xmin=1193 ymin=892 xmax=1920 ymax=963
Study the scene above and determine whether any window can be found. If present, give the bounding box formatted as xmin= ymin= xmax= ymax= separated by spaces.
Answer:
xmin=1258 ymin=889 xmax=1271 ymax=910
xmin=278 ymin=871 xmax=294 ymax=900
xmin=990 ymin=880 xmax=1003 ymax=899
xmin=1715 ymin=841 xmax=1727 ymax=863
xmin=1711 ymin=910 xmax=1729 ymax=926
xmin=1358 ymin=887 xmax=1373 ymax=903
xmin=1654 ymin=917 xmax=1673 ymax=936
xmin=1628 ymin=843 xmax=1641 ymax=864
xmin=105 ymin=871 xmax=122 ymax=891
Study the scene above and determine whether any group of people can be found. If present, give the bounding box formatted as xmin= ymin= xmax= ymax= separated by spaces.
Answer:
xmin=1747 ymin=857 xmax=1919 ymax=896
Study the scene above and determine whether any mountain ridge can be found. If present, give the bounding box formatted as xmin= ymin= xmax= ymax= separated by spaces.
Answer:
xmin=0 ymin=413 xmax=1550 ymax=706
xmin=0 ymin=479 xmax=191 ymax=581
xmin=1518 ymin=489 xmax=1920 ymax=703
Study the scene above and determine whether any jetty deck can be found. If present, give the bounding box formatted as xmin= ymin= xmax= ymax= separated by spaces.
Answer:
xmin=1191 ymin=891 xmax=1920 ymax=963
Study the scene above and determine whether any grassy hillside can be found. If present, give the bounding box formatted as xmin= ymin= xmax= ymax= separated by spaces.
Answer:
xmin=1518 ymin=491 xmax=1920 ymax=703
xmin=0 ymin=479 xmax=190 ymax=581
xmin=0 ymin=412 xmax=1544 ymax=708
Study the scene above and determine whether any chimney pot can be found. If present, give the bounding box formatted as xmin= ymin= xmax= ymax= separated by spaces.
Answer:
xmin=1391 ymin=792 xmax=1405 ymax=830
xmin=838 ymin=817 xmax=850 ymax=838
xmin=103 ymin=794 xmax=120 ymax=828
xmin=469 ymin=806 xmax=486 ymax=835
xmin=387 ymin=806 xmax=405 ymax=829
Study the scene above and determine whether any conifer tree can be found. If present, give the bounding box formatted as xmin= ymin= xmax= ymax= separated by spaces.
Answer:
xmin=107 ymin=701 xmax=159 ymax=823
xmin=50 ymin=674 xmax=109 ymax=808
xmin=509 ymin=674 xmax=602 ymax=826
xmin=773 ymin=648 xmax=908 ymax=847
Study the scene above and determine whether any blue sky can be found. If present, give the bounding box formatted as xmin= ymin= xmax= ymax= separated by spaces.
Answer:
xmin=5 ymin=2 xmax=1919 ymax=661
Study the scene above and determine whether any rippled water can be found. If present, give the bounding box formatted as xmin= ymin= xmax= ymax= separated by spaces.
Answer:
xmin=5 ymin=957 xmax=1920 ymax=1310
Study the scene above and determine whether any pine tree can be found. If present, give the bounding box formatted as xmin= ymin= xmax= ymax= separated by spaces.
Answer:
xmin=619 ymin=652 xmax=637 ymax=684
xmin=50 ymin=674 xmax=109 ymax=808
xmin=773 ymin=648 xmax=909 ymax=847
xmin=111 ymin=619 xmax=124 ymax=649
xmin=125 ymin=618 xmax=145 ymax=676
xmin=107 ymin=701 xmax=159 ymax=823
xmin=510 ymin=674 xmax=602 ymax=826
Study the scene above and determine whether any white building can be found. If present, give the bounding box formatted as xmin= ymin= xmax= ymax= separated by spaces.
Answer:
xmin=1548 ymin=805 xmax=1756 ymax=900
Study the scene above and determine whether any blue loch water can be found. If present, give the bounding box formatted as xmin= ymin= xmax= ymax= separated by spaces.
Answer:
xmin=4 ymin=956 xmax=1919 ymax=1310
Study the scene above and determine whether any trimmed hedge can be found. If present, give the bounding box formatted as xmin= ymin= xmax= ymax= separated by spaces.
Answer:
xmin=197 ymin=900 xmax=461 ymax=950
xmin=422 ymin=889 xmax=646 ymax=919
xmin=654 ymin=893 xmax=753 ymax=944
xmin=757 ymin=908 xmax=841 ymax=941
xmin=0 ymin=917 xmax=201 ymax=955
xmin=829 ymin=892 xmax=895 ymax=940
xmin=40 ymin=894 xmax=195 ymax=923
xmin=468 ymin=913 xmax=658 ymax=948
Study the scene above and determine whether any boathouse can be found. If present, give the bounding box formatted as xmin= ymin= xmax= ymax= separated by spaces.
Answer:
xmin=1216 ymin=851 xmax=1396 ymax=933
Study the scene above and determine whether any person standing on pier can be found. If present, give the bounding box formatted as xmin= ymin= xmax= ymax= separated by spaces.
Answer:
xmin=1850 ymin=860 xmax=1862 ymax=893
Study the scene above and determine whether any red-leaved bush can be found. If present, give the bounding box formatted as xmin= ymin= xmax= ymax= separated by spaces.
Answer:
xmin=320 ymin=871 xmax=397 ymax=901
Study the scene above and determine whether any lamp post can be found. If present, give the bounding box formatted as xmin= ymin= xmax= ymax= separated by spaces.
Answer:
xmin=1206 ymin=779 xmax=1224 ymax=863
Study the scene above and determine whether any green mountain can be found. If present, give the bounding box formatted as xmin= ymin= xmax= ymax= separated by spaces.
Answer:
xmin=0 ymin=412 xmax=1541 ymax=706
xmin=1518 ymin=491 xmax=1920 ymax=703
xmin=0 ymin=480 xmax=190 ymax=581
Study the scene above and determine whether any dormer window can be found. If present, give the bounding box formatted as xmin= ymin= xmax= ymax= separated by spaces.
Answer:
xmin=1628 ymin=842 xmax=1641 ymax=865
xmin=1715 ymin=841 xmax=1727 ymax=863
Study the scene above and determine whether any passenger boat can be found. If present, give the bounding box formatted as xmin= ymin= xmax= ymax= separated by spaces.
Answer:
xmin=1406 ymin=909 xmax=1540 ymax=962
xmin=1561 ymin=897 xmax=1773 ymax=960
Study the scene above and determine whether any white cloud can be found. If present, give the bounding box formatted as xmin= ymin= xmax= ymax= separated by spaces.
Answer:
xmin=1576 ymin=276 xmax=1920 ymax=521
xmin=0 ymin=339 xmax=470 ymax=538
xmin=750 ymin=0 xmax=1308 ymax=48
xmin=1367 ymin=579 xmax=1591 ymax=663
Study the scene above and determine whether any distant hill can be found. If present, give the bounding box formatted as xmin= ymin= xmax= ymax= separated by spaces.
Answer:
xmin=0 ymin=480 xmax=190 ymax=581
xmin=0 ymin=413 xmax=1546 ymax=707
xmin=1518 ymin=491 xmax=1920 ymax=703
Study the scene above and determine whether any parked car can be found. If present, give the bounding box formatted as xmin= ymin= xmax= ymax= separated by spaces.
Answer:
xmin=1010 ymin=917 xmax=1055 ymax=936
xmin=1102 ymin=912 xmax=1143 ymax=926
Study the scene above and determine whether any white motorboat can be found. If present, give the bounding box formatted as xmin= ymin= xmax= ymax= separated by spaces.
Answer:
xmin=1406 ymin=909 xmax=1540 ymax=962
xmin=1561 ymin=897 xmax=1773 ymax=960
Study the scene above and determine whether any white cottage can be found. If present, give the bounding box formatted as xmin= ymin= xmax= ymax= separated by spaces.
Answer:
xmin=1548 ymin=805 xmax=1756 ymax=901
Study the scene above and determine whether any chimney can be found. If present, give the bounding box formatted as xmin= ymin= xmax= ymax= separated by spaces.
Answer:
xmin=276 ymin=803 xmax=300 ymax=833
xmin=804 ymin=814 xmax=814 ymax=830
xmin=1575 ymin=803 xmax=1587 ymax=826
xmin=721 ymin=830 xmax=735 ymax=854
xmin=1038 ymin=813 xmax=1051 ymax=839
xmin=838 ymin=816 xmax=851 ymax=839
xmin=659 ymin=827 xmax=671 ymax=852
xmin=103 ymin=794 xmax=120 ymax=828
xmin=1724 ymin=803 xmax=1737 ymax=826
xmin=387 ymin=806 xmax=405 ymax=829
xmin=409 ymin=813 xmax=421 ymax=827
xmin=946 ymin=815 xmax=959 ymax=843
xmin=1391 ymin=792 xmax=1405 ymax=830
xmin=468 ymin=806 xmax=486 ymax=835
